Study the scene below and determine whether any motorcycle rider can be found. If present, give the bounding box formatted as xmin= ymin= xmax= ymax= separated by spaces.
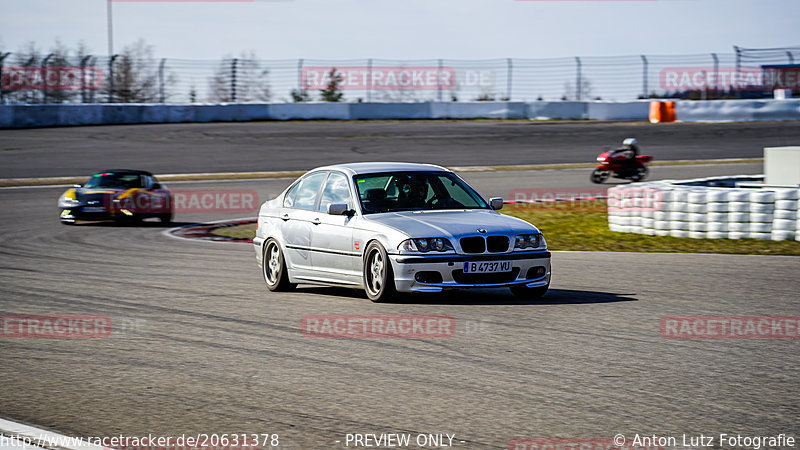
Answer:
xmin=613 ymin=138 xmax=639 ymax=159
xmin=610 ymin=138 xmax=640 ymax=171
xmin=591 ymin=137 xmax=650 ymax=184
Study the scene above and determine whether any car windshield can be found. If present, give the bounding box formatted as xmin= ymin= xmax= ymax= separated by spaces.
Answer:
xmin=354 ymin=171 xmax=488 ymax=214
xmin=84 ymin=172 xmax=142 ymax=189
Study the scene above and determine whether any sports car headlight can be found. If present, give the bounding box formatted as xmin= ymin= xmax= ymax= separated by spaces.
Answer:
xmin=399 ymin=238 xmax=454 ymax=253
xmin=58 ymin=189 xmax=80 ymax=208
xmin=514 ymin=233 xmax=544 ymax=249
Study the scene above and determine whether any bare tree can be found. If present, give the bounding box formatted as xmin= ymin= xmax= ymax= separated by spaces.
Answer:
xmin=41 ymin=39 xmax=77 ymax=104
xmin=4 ymin=42 xmax=42 ymax=104
xmin=74 ymin=41 xmax=99 ymax=103
xmin=208 ymin=51 xmax=271 ymax=103
xmin=562 ymin=79 xmax=593 ymax=101
xmin=108 ymin=39 xmax=158 ymax=103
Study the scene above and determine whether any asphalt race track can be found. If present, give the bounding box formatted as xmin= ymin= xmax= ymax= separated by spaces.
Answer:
xmin=0 ymin=121 xmax=799 ymax=449
xmin=2 ymin=121 xmax=800 ymax=178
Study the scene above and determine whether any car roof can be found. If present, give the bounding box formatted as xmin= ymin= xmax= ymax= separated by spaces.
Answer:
xmin=311 ymin=162 xmax=449 ymax=176
xmin=92 ymin=169 xmax=154 ymax=176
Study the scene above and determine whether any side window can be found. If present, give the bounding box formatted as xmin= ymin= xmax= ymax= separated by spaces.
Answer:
xmin=143 ymin=175 xmax=157 ymax=189
xmin=356 ymin=175 xmax=392 ymax=199
xmin=292 ymin=172 xmax=327 ymax=210
xmin=283 ymin=182 xmax=300 ymax=208
xmin=318 ymin=172 xmax=351 ymax=212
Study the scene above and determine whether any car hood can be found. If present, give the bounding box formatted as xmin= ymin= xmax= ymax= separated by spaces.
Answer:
xmin=364 ymin=209 xmax=538 ymax=238
xmin=65 ymin=187 xmax=164 ymax=205
xmin=77 ymin=188 xmax=122 ymax=197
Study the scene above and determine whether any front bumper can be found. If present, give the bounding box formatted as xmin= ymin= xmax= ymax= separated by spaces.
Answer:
xmin=390 ymin=250 xmax=551 ymax=292
xmin=59 ymin=207 xmax=115 ymax=222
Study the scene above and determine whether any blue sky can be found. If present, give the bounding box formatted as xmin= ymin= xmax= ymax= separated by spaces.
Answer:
xmin=1 ymin=0 xmax=799 ymax=60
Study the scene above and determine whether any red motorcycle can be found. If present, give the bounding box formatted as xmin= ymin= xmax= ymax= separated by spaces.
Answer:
xmin=590 ymin=138 xmax=652 ymax=184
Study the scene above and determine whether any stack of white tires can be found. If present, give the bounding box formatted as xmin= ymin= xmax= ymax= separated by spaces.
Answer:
xmin=607 ymin=177 xmax=800 ymax=241
xmin=772 ymin=189 xmax=797 ymax=241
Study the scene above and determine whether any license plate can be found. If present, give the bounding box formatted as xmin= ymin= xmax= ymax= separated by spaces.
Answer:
xmin=81 ymin=206 xmax=106 ymax=212
xmin=463 ymin=261 xmax=512 ymax=273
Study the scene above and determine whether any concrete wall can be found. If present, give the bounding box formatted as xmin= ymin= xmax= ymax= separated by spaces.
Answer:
xmin=765 ymin=146 xmax=800 ymax=185
xmin=269 ymin=103 xmax=350 ymax=120
xmin=588 ymin=102 xmax=652 ymax=121
xmin=430 ymin=102 xmax=527 ymax=119
xmin=1 ymin=99 xmax=798 ymax=128
xmin=676 ymin=99 xmax=800 ymax=122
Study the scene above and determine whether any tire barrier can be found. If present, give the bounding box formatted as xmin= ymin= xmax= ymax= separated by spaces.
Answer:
xmin=649 ymin=101 xmax=677 ymax=124
xmin=607 ymin=175 xmax=799 ymax=241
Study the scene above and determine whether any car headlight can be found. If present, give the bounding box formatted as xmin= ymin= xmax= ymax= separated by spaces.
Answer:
xmin=399 ymin=237 xmax=454 ymax=253
xmin=58 ymin=189 xmax=81 ymax=208
xmin=514 ymin=233 xmax=545 ymax=250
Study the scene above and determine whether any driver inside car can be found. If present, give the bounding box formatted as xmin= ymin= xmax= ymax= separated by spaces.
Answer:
xmin=397 ymin=176 xmax=430 ymax=209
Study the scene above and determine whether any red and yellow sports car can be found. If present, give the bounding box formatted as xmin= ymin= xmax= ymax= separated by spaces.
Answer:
xmin=58 ymin=169 xmax=173 ymax=224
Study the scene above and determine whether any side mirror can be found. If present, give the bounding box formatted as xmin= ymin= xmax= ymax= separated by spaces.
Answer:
xmin=489 ymin=197 xmax=504 ymax=210
xmin=327 ymin=203 xmax=351 ymax=216
xmin=152 ymin=182 xmax=162 ymax=189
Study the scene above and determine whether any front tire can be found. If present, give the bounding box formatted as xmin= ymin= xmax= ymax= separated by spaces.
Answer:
xmin=511 ymin=283 xmax=549 ymax=299
xmin=158 ymin=212 xmax=173 ymax=224
xmin=591 ymin=169 xmax=610 ymax=184
xmin=363 ymin=241 xmax=396 ymax=302
xmin=263 ymin=239 xmax=295 ymax=292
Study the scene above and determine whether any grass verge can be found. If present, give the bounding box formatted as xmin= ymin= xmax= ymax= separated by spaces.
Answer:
xmin=211 ymin=224 xmax=256 ymax=240
xmin=508 ymin=203 xmax=799 ymax=255
xmin=212 ymin=204 xmax=800 ymax=256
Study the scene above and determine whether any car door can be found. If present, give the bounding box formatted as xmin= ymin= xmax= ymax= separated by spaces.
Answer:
xmin=309 ymin=171 xmax=361 ymax=284
xmin=280 ymin=171 xmax=327 ymax=277
xmin=141 ymin=174 xmax=169 ymax=215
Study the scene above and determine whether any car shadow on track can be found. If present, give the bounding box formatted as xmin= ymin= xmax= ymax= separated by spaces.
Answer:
xmin=396 ymin=289 xmax=638 ymax=306
xmin=296 ymin=286 xmax=638 ymax=306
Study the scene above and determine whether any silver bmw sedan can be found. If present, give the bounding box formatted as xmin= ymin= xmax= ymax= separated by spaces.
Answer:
xmin=253 ymin=162 xmax=551 ymax=302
